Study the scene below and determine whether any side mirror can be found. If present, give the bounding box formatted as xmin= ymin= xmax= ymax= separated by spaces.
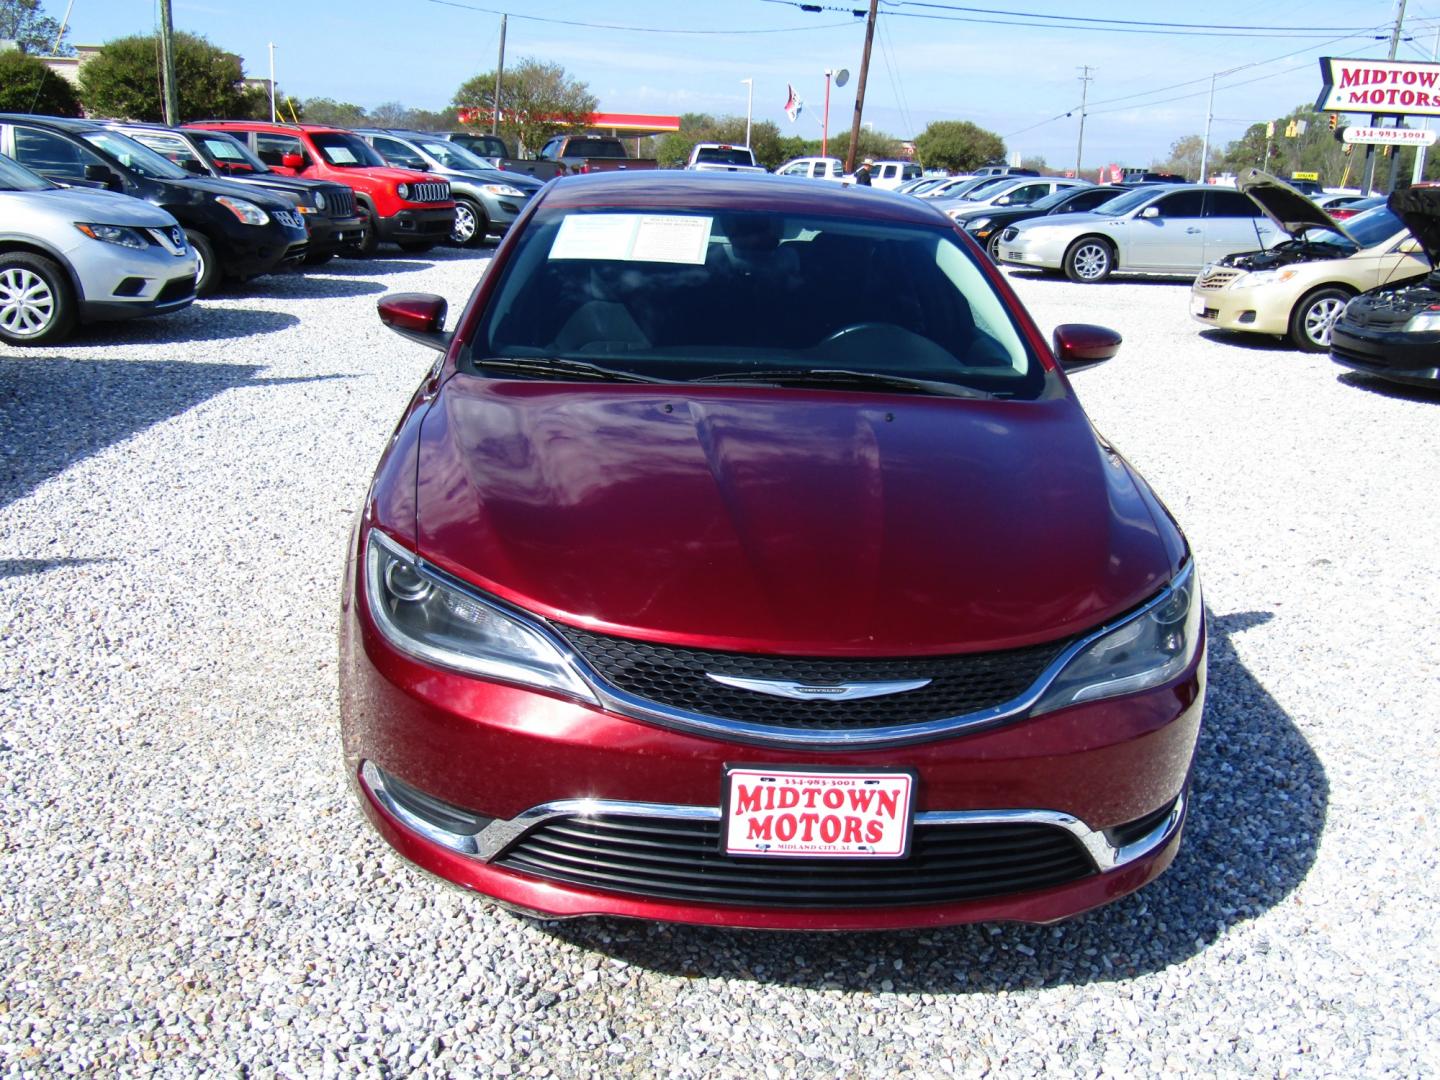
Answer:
xmin=182 ymin=158 xmax=207 ymax=175
xmin=281 ymin=152 xmax=305 ymax=170
xmin=1053 ymin=324 xmax=1122 ymax=371
xmin=1140 ymin=205 xmax=1161 ymax=219
xmin=378 ymin=293 xmax=451 ymax=353
xmin=995 ymin=195 xmax=1012 ymax=206
xmin=411 ymin=160 xmax=431 ymax=171
xmin=83 ymin=163 xmax=121 ymax=190
xmin=1399 ymin=236 xmax=1423 ymax=254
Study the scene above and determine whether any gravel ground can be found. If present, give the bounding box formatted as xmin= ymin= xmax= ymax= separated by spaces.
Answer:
xmin=1 ymin=246 xmax=1438 ymax=1079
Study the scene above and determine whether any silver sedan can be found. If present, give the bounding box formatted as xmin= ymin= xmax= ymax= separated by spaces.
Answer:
xmin=996 ymin=184 xmax=1284 ymax=282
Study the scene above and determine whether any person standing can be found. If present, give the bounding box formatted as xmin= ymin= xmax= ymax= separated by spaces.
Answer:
xmin=854 ymin=158 xmax=873 ymax=186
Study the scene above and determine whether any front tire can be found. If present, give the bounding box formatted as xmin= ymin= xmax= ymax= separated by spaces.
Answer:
xmin=985 ymin=232 xmax=1004 ymax=262
xmin=0 ymin=252 xmax=76 ymax=345
xmin=354 ymin=210 xmax=378 ymax=257
xmin=185 ymin=230 xmax=220 ymax=297
xmin=1063 ymin=237 xmax=1114 ymax=283
xmin=1288 ymin=286 xmax=1351 ymax=352
xmin=449 ymin=198 xmax=488 ymax=247
xmin=398 ymin=241 xmax=436 ymax=253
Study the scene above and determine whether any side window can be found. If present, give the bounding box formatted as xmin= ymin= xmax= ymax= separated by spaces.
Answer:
xmin=1006 ymin=183 xmax=1047 ymax=205
xmin=130 ymin=132 xmax=201 ymax=171
xmin=255 ymin=133 xmax=304 ymax=167
xmin=372 ymin=136 xmax=425 ymax=169
xmin=1152 ymin=191 xmax=1205 ymax=218
xmin=538 ymin=139 xmax=560 ymax=161
xmin=11 ymin=126 xmax=100 ymax=182
xmin=1070 ymin=188 xmax=1116 ymax=211
xmin=903 ymin=164 xmax=921 ymax=181
xmin=780 ymin=162 xmax=806 ymax=176
xmin=1204 ymin=190 xmax=1263 ymax=218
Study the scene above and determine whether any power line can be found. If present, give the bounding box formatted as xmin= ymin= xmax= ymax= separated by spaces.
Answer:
xmin=425 ymin=0 xmax=858 ymax=34
xmin=882 ymin=2 xmax=1381 ymax=34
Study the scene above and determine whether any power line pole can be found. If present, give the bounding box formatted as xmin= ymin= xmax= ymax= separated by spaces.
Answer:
xmin=158 ymin=0 xmax=180 ymax=126
xmin=1363 ymin=0 xmax=1408 ymax=194
xmin=845 ymin=0 xmax=879 ymax=174
xmin=491 ymin=13 xmax=506 ymax=136
xmin=1075 ymin=66 xmax=1093 ymax=178
xmin=1199 ymin=72 xmax=1216 ymax=182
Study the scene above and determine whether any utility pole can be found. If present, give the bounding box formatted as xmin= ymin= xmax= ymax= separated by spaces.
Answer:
xmin=844 ymin=0 xmax=879 ymax=174
xmin=158 ymin=0 xmax=180 ymax=127
xmin=1363 ymin=0 xmax=1408 ymax=193
xmin=741 ymin=78 xmax=753 ymax=147
xmin=268 ymin=43 xmax=276 ymax=123
xmin=1199 ymin=72 xmax=1216 ymax=182
xmin=491 ymin=14 xmax=507 ymax=136
xmin=1075 ymin=66 xmax=1093 ymax=178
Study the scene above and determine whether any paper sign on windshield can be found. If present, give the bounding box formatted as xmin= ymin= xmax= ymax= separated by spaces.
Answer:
xmin=550 ymin=214 xmax=712 ymax=265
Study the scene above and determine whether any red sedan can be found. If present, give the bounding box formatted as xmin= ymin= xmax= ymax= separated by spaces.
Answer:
xmin=340 ymin=172 xmax=1205 ymax=930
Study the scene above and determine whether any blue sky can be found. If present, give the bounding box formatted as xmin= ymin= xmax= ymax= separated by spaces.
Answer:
xmin=59 ymin=1 xmax=1439 ymax=167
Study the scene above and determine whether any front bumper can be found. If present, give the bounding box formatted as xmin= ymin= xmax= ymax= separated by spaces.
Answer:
xmin=1331 ymin=322 xmax=1440 ymax=384
xmin=71 ymin=239 xmax=197 ymax=324
xmin=375 ymin=206 xmax=457 ymax=244
xmin=214 ymin=216 xmax=309 ymax=278
xmin=304 ymin=211 xmax=368 ymax=255
xmin=995 ymin=232 xmax=1066 ymax=270
xmin=339 ymin=531 xmax=1206 ymax=930
xmin=1189 ymin=283 xmax=1292 ymax=337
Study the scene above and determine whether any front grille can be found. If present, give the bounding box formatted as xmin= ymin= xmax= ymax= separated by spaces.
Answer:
xmin=1195 ymin=267 xmax=1241 ymax=289
xmin=493 ymin=813 xmax=1094 ymax=907
xmin=1342 ymin=305 xmax=1415 ymax=331
xmin=410 ymin=181 xmax=450 ymax=203
xmin=325 ymin=187 xmax=354 ymax=218
xmin=557 ymin=626 xmax=1070 ymax=731
xmin=154 ymin=277 xmax=195 ymax=304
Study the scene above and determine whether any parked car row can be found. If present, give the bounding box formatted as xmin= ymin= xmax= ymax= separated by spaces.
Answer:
xmin=0 ymin=114 xmax=549 ymax=346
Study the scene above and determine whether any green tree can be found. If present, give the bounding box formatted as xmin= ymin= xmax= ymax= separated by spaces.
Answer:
xmin=1161 ymin=135 xmax=1204 ymax=180
xmin=0 ymin=0 xmax=71 ymax=54
xmin=452 ymin=58 xmax=596 ymax=156
xmin=300 ymin=97 xmax=368 ymax=127
xmin=913 ymin=120 xmax=1005 ymax=173
xmin=77 ymin=32 xmax=261 ymax=122
xmin=0 ymin=49 xmax=79 ymax=115
xmin=1217 ymin=104 xmax=1364 ymax=186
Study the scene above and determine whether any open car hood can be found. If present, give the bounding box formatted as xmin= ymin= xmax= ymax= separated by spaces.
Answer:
xmin=1387 ymin=186 xmax=1440 ymax=264
xmin=1238 ymin=168 xmax=1355 ymax=244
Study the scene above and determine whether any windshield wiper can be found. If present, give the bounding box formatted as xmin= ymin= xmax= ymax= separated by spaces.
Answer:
xmin=690 ymin=368 xmax=992 ymax=398
xmin=477 ymin=356 xmax=675 ymax=385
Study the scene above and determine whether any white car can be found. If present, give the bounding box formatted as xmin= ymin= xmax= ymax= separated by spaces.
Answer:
xmin=0 ymin=152 xmax=195 ymax=345
xmin=868 ymin=160 xmax=923 ymax=190
xmin=774 ymin=156 xmax=845 ymax=182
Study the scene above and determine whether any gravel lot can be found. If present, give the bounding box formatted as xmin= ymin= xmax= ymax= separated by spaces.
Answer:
xmin=1 ymin=245 xmax=1438 ymax=1079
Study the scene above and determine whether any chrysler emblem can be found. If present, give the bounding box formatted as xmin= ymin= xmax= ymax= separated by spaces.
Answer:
xmin=704 ymin=673 xmax=931 ymax=702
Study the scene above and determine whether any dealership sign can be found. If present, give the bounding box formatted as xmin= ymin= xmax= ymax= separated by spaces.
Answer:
xmin=1318 ymin=57 xmax=1440 ymax=116
xmin=1342 ymin=125 xmax=1438 ymax=146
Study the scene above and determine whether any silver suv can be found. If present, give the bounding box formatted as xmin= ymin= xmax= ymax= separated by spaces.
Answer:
xmin=0 ymin=153 xmax=196 ymax=344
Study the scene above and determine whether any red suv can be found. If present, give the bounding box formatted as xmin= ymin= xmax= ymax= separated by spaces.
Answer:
xmin=185 ymin=121 xmax=454 ymax=253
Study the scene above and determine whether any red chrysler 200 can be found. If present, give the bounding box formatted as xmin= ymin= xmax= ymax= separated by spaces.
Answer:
xmin=340 ymin=172 xmax=1205 ymax=931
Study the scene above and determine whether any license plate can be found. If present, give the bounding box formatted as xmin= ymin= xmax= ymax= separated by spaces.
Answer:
xmin=722 ymin=766 xmax=915 ymax=859
xmin=1190 ymin=294 xmax=1207 ymax=316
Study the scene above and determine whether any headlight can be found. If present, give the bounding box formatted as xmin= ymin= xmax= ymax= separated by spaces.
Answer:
xmin=397 ymin=183 xmax=411 ymax=199
xmin=481 ymin=183 xmax=525 ymax=198
xmin=1403 ymin=310 xmax=1440 ymax=332
xmin=1031 ymin=562 xmax=1202 ymax=715
xmin=215 ymin=196 xmax=270 ymax=226
xmin=365 ymin=529 xmax=597 ymax=701
xmin=314 ymin=191 xmax=327 ymax=211
xmin=965 ymin=217 xmax=992 ymax=231
xmin=1232 ymin=268 xmax=1298 ymax=288
xmin=74 ymin=223 xmax=148 ymax=249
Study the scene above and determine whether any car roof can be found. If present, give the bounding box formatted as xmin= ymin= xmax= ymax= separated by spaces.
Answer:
xmin=185 ymin=120 xmax=354 ymax=135
xmin=0 ymin=113 xmax=103 ymax=132
xmin=540 ymin=171 xmax=954 ymax=227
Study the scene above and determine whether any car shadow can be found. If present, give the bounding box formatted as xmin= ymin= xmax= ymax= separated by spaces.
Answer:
xmin=535 ymin=610 xmax=1327 ymax=990
xmin=1004 ymin=269 xmax=1191 ymax=287
xmin=1197 ymin=329 xmax=1293 ymax=353
xmin=1336 ymin=370 xmax=1440 ymax=402
xmin=239 ymin=275 xmax=389 ymax=300
xmin=0 ymin=356 xmax=354 ymax=510
xmin=321 ymin=259 xmax=433 ymax=277
xmin=0 ymin=556 xmax=115 ymax=579
xmin=56 ymin=308 xmax=301 ymax=347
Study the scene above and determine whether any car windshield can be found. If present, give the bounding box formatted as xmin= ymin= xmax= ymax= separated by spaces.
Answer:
xmin=417 ymin=139 xmax=489 ymax=171
xmin=80 ymin=130 xmax=188 ymax=180
xmin=311 ymin=132 xmax=386 ymax=168
xmin=0 ymin=153 xmax=53 ymax=191
xmin=1340 ymin=206 xmax=1408 ymax=249
xmin=196 ymin=132 xmax=270 ymax=173
xmin=956 ymin=176 xmax=1015 ymax=201
xmin=1090 ymin=187 xmax=1160 ymax=216
xmin=473 ymin=207 xmax=1044 ymax=399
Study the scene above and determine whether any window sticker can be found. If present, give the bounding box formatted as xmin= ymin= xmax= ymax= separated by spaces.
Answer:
xmin=326 ymin=146 xmax=359 ymax=165
xmin=550 ymin=213 xmax=713 ymax=265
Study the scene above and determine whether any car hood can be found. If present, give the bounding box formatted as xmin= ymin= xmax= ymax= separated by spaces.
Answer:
xmin=168 ymin=175 xmax=294 ymax=210
xmin=1387 ymin=186 xmax=1440 ymax=264
xmin=412 ymin=382 xmax=1180 ymax=654
xmin=360 ymin=166 xmax=442 ymax=185
xmin=10 ymin=186 xmax=178 ymax=227
xmin=1238 ymin=168 xmax=1355 ymax=243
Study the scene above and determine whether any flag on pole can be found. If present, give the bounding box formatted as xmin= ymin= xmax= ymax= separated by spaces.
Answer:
xmin=784 ymin=84 xmax=803 ymax=123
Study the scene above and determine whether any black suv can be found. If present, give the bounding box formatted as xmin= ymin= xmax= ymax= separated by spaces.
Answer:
xmin=0 ymin=114 xmax=307 ymax=294
xmin=107 ymin=123 xmax=366 ymax=265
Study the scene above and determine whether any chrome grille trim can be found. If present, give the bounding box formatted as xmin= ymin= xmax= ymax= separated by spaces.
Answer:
xmin=410 ymin=181 xmax=450 ymax=203
xmin=1195 ymin=267 xmax=1243 ymax=289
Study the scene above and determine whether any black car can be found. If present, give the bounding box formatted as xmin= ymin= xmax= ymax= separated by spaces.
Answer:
xmin=1330 ymin=187 xmax=1440 ymax=388
xmin=107 ymin=123 xmax=366 ymax=265
xmin=0 ymin=114 xmax=307 ymax=295
xmin=956 ymin=185 xmax=1125 ymax=260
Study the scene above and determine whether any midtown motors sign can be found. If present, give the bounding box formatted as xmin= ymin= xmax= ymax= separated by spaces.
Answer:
xmin=1342 ymin=126 xmax=1438 ymax=146
xmin=1317 ymin=57 xmax=1440 ymax=116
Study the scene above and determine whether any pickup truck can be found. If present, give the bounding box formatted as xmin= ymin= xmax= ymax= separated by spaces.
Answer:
xmin=685 ymin=144 xmax=766 ymax=173
xmin=536 ymin=134 xmax=657 ymax=175
xmin=435 ymin=132 xmax=564 ymax=182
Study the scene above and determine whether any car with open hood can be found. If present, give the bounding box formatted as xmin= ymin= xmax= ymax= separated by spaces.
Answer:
xmin=1330 ymin=187 xmax=1440 ymax=387
xmin=340 ymin=172 xmax=1206 ymax=930
xmin=1190 ymin=169 xmax=1427 ymax=351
